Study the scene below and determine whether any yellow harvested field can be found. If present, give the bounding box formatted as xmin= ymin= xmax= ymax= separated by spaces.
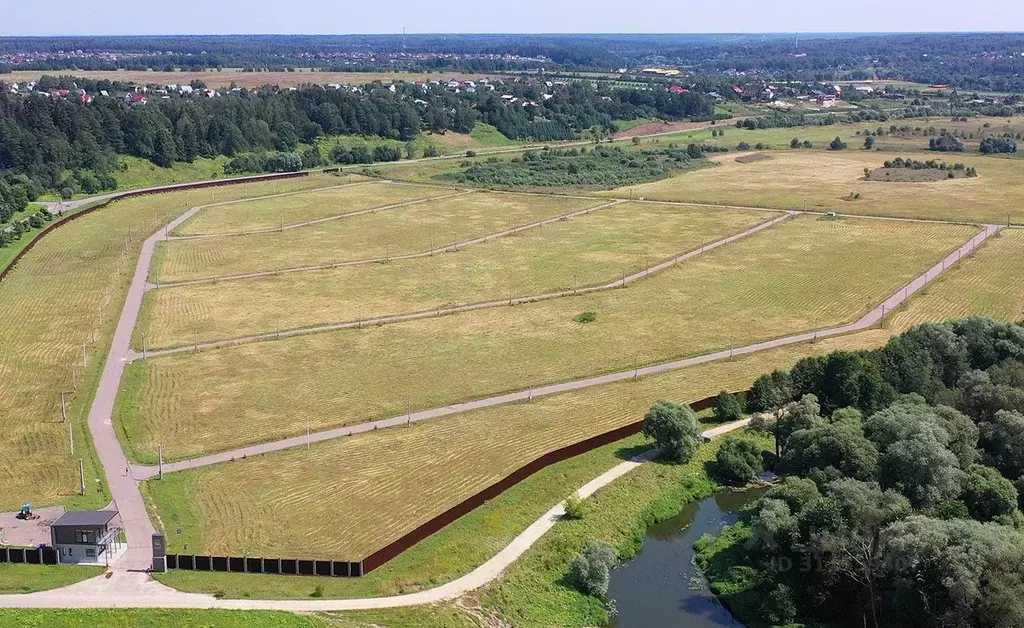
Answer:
xmin=887 ymin=228 xmax=1024 ymax=331
xmin=174 ymin=180 xmax=452 ymax=235
xmin=136 ymin=203 xmax=775 ymax=349
xmin=152 ymin=192 xmax=604 ymax=283
xmin=118 ymin=216 xmax=976 ymax=461
xmin=142 ymin=328 xmax=891 ymax=560
xmin=604 ymin=151 xmax=1024 ymax=224
xmin=0 ymin=173 xmax=339 ymax=510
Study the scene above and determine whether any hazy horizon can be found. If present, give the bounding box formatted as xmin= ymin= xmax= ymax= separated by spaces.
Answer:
xmin=3 ymin=0 xmax=1023 ymax=37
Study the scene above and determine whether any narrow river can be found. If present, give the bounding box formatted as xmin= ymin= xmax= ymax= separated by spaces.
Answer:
xmin=607 ymin=487 xmax=767 ymax=627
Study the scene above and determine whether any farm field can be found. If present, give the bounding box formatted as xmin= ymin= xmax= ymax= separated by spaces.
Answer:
xmin=605 ymin=150 xmax=1024 ymax=224
xmin=141 ymin=328 xmax=888 ymax=565
xmin=886 ymin=228 xmax=1024 ymax=331
xmin=174 ymin=179 xmax=442 ymax=235
xmin=135 ymin=203 xmax=775 ymax=349
xmin=5 ymin=69 xmax=505 ymax=89
xmin=152 ymin=191 xmax=603 ymax=283
xmin=117 ymin=216 xmax=975 ymax=461
xmin=0 ymin=172 xmax=340 ymax=511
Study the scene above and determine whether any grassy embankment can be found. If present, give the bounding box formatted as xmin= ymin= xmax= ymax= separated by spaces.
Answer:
xmin=0 ymin=564 xmax=104 ymax=593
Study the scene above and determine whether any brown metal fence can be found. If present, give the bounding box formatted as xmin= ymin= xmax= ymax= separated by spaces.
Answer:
xmin=158 ymin=391 xmax=742 ymax=578
xmin=0 ymin=171 xmax=310 ymax=283
xmin=360 ymin=390 xmax=730 ymax=573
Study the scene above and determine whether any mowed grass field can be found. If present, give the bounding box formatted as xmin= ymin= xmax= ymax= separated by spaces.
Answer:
xmin=135 ymin=203 xmax=776 ymax=349
xmin=152 ymin=192 xmax=603 ymax=283
xmin=605 ymin=150 xmax=1024 ymax=224
xmin=141 ymin=328 xmax=889 ymax=564
xmin=0 ymin=173 xmax=340 ymax=511
xmin=117 ymin=216 xmax=975 ymax=462
xmin=172 ymin=176 xmax=414 ymax=235
xmin=886 ymin=228 xmax=1024 ymax=331
xmin=141 ymin=230 xmax=1024 ymax=598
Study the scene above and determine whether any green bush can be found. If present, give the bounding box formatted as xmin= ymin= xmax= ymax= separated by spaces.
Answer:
xmin=712 ymin=436 xmax=765 ymax=484
xmin=563 ymin=493 xmax=588 ymax=520
xmin=574 ymin=311 xmax=597 ymax=324
xmin=713 ymin=391 xmax=745 ymax=423
xmin=568 ymin=540 xmax=618 ymax=597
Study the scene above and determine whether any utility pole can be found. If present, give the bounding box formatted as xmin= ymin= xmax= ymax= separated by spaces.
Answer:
xmin=306 ymin=417 xmax=310 ymax=450
xmin=82 ymin=341 xmax=87 ymax=368
xmin=68 ymin=423 xmax=74 ymax=455
xmin=79 ymin=459 xmax=86 ymax=495
xmin=142 ymin=333 xmax=147 ymax=360
xmin=60 ymin=391 xmax=67 ymax=423
xmin=407 ymin=397 xmax=412 ymax=425
xmin=72 ymin=365 xmax=78 ymax=391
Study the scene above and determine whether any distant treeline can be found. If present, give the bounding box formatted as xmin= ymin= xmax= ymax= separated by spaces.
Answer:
xmin=0 ymin=80 xmax=714 ymax=194
xmin=5 ymin=33 xmax=1024 ymax=90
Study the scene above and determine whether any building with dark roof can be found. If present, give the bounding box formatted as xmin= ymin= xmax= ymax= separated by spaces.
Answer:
xmin=50 ymin=510 xmax=124 ymax=565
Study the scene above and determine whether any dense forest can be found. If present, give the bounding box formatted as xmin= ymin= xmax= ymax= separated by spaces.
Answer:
xmin=0 ymin=81 xmax=714 ymax=194
xmin=695 ymin=317 xmax=1024 ymax=627
xmin=444 ymin=144 xmax=711 ymax=188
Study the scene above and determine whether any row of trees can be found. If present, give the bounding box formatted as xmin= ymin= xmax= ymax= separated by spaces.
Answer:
xmin=0 ymin=79 xmax=717 ymax=194
xmin=705 ymin=318 xmax=1024 ymax=627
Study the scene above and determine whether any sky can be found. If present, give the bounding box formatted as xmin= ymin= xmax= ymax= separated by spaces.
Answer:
xmin=2 ymin=0 xmax=1024 ymax=36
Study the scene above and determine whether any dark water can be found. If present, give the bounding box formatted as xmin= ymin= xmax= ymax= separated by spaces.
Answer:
xmin=607 ymin=488 xmax=767 ymax=628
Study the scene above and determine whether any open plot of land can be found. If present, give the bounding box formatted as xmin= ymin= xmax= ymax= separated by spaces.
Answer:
xmin=604 ymin=150 xmax=1024 ymax=224
xmin=0 ymin=173 xmax=338 ymax=511
xmin=886 ymin=228 xmax=1024 ymax=331
xmin=141 ymin=328 xmax=889 ymax=563
xmin=172 ymin=176 xmax=425 ymax=236
xmin=152 ymin=192 xmax=603 ymax=283
xmin=136 ymin=203 xmax=775 ymax=349
xmin=141 ymin=233 xmax=1024 ymax=595
xmin=118 ymin=216 xmax=975 ymax=462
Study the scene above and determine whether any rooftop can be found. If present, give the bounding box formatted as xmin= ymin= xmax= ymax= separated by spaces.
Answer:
xmin=52 ymin=510 xmax=118 ymax=527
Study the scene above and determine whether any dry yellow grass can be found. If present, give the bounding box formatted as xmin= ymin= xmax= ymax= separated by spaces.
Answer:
xmin=152 ymin=192 xmax=603 ymax=283
xmin=605 ymin=150 xmax=1024 ymax=224
xmin=118 ymin=216 xmax=975 ymax=462
xmin=142 ymin=328 xmax=891 ymax=560
xmin=136 ymin=203 xmax=774 ymax=349
xmin=0 ymin=173 xmax=339 ymax=510
xmin=174 ymin=179 xmax=451 ymax=235
xmin=886 ymin=228 xmax=1024 ymax=331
